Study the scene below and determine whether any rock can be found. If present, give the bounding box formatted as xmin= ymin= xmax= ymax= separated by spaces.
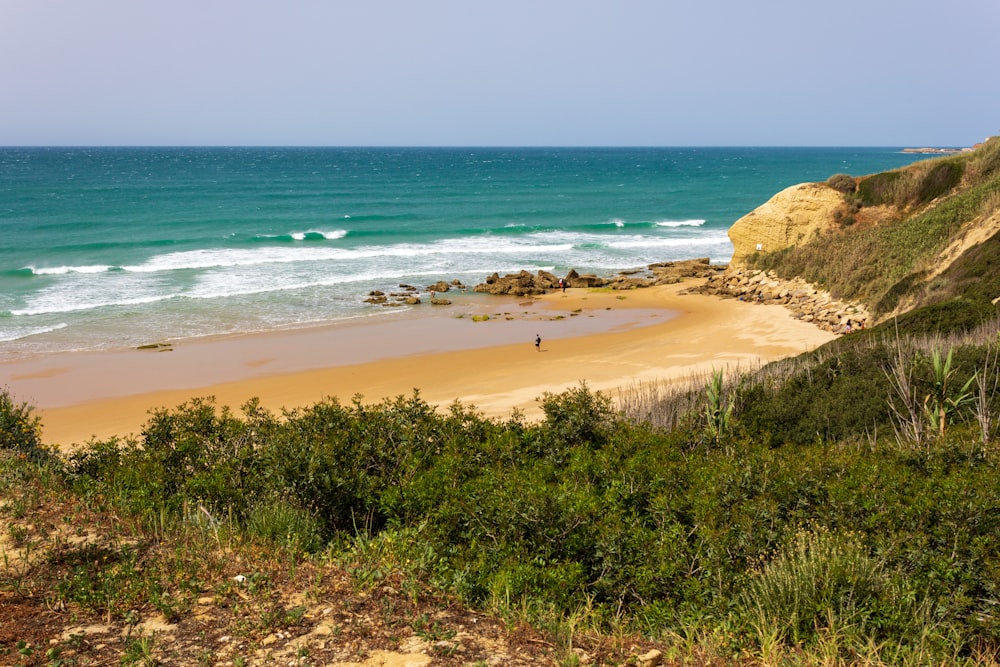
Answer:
xmin=568 ymin=273 xmax=605 ymax=288
xmin=694 ymin=267 xmax=869 ymax=334
xmin=638 ymin=648 xmax=662 ymax=667
xmin=473 ymin=270 xmax=550 ymax=296
xmin=728 ymin=182 xmax=844 ymax=265
xmin=426 ymin=281 xmax=451 ymax=293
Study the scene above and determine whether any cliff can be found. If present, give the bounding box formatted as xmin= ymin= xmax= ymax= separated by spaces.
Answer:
xmin=727 ymin=182 xmax=843 ymax=265
xmin=725 ymin=137 xmax=1000 ymax=330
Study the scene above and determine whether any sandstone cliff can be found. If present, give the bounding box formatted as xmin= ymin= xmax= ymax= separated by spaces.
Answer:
xmin=728 ymin=182 xmax=843 ymax=265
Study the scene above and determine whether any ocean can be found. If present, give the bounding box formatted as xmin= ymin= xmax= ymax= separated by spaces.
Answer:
xmin=0 ymin=147 xmax=927 ymax=359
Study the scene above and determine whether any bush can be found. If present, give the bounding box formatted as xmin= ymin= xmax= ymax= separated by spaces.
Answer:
xmin=916 ymin=161 xmax=964 ymax=205
xmin=0 ymin=387 xmax=44 ymax=459
xmin=826 ymin=173 xmax=857 ymax=194
xmin=538 ymin=383 xmax=617 ymax=451
xmin=856 ymin=170 xmax=904 ymax=207
xmin=740 ymin=528 xmax=917 ymax=648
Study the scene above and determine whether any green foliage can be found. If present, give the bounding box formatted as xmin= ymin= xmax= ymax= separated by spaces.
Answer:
xmin=538 ymin=383 xmax=617 ymax=451
xmin=740 ymin=528 xmax=896 ymax=646
xmin=737 ymin=345 xmax=896 ymax=445
xmin=916 ymin=160 xmax=965 ymax=205
xmin=0 ymin=386 xmax=44 ymax=460
xmin=826 ymin=173 xmax=857 ymax=194
xmin=245 ymin=498 xmax=324 ymax=553
xmin=924 ymin=346 xmax=976 ymax=439
xmin=703 ymin=369 xmax=733 ymax=445
xmin=855 ymin=169 xmax=904 ymax=207
xmin=17 ymin=344 xmax=1000 ymax=661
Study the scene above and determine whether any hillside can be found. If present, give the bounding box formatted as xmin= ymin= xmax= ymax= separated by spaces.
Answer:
xmin=730 ymin=137 xmax=1000 ymax=331
xmin=4 ymin=144 xmax=1000 ymax=666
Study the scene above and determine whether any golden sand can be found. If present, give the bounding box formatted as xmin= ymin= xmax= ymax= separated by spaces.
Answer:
xmin=0 ymin=281 xmax=836 ymax=447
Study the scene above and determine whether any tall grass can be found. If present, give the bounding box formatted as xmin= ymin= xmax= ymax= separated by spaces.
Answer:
xmin=740 ymin=528 xmax=897 ymax=647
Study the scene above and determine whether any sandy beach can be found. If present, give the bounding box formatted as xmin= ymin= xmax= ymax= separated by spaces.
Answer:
xmin=1 ymin=280 xmax=836 ymax=447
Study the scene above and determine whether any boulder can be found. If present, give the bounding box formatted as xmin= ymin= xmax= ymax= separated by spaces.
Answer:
xmin=728 ymin=183 xmax=844 ymax=265
xmin=426 ymin=281 xmax=451 ymax=293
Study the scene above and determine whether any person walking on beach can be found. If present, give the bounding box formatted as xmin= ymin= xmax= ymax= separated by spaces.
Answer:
xmin=535 ymin=334 xmax=541 ymax=351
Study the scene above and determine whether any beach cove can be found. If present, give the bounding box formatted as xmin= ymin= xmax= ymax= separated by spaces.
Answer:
xmin=2 ymin=280 xmax=836 ymax=447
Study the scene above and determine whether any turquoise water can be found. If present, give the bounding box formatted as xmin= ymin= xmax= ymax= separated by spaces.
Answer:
xmin=0 ymin=147 xmax=926 ymax=357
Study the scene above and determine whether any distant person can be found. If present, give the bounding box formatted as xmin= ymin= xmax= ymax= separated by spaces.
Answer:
xmin=559 ymin=278 xmax=566 ymax=293
xmin=535 ymin=334 xmax=541 ymax=351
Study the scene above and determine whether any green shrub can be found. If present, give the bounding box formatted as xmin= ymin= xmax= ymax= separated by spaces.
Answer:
xmin=246 ymin=498 xmax=324 ymax=553
xmin=826 ymin=173 xmax=857 ymax=194
xmin=856 ymin=170 xmax=904 ymax=207
xmin=740 ymin=528 xmax=896 ymax=646
xmin=0 ymin=387 xmax=44 ymax=460
xmin=916 ymin=161 xmax=964 ymax=205
xmin=538 ymin=383 xmax=617 ymax=451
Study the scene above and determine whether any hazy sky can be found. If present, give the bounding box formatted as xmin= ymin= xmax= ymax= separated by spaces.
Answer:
xmin=2 ymin=1 xmax=997 ymax=146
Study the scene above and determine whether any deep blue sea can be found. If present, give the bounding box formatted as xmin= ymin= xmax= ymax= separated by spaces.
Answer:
xmin=0 ymin=147 xmax=927 ymax=358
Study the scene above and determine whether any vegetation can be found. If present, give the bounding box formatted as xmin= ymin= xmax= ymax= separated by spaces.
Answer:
xmin=4 ymin=307 xmax=1000 ymax=664
xmin=750 ymin=138 xmax=1000 ymax=323
xmin=5 ymin=143 xmax=1000 ymax=664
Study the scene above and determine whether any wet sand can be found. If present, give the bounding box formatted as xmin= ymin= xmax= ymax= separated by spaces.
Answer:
xmin=0 ymin=281 xmax=836 ymax=447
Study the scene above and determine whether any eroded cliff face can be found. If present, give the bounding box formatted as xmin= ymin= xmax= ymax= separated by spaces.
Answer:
xmin=728 ymin=183 xmax=843 ymax=265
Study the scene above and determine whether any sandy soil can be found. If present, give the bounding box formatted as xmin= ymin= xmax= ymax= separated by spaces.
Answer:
xmin=0 ymin=280 xmax=836 ymax=447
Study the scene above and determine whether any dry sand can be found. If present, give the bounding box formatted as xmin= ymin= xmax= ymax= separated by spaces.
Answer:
xmin=0 ymin=281 xmax=836 ymax=447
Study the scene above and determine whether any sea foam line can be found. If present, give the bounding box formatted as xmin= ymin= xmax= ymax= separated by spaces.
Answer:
xmin=655 ymin=219 xmax=706 ymax=227
xmin=0 ymin=322 xmax=68 ymax=342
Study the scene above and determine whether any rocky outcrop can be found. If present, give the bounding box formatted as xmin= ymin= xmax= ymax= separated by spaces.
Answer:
xmin=366 ymin=260 xmax=725 ymax=305
xmin=365 ymin=281 xmax=465 ymax=308
xmin=469 ymin=260 xmax=725 ymax=296
xmin=695 ymin=267 xmax=870 ymax=333
xmin=473 ymin=270 xmax=567 ymax=296
xmin=728 ymin=183 xmax=844 ymax=265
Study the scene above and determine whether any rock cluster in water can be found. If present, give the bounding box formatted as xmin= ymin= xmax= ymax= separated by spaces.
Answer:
xmin=364 ymin=258 xmax=726 ymax=306
xmin=364 ymin=280 xmax=466 ymax=307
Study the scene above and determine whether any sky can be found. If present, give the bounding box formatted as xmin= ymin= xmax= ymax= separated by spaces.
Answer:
xmin=1 ymin=0 xmax=997 ymax=147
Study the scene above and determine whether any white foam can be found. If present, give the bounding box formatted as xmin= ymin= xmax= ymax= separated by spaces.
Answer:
xmin=29 ymin=264 xmax=113 ymax=275
xmin=607 ymin=233 xmax=730 ymax=250
xmin=0 ymin=322 xmax=68 ymax=342
xmin=654 ymin=219 xmax=706 ymax=228
xmin=11 ymin=293 xmax=177 ymax=316
xmin=290 ymin=229 xmax=348 ymax=241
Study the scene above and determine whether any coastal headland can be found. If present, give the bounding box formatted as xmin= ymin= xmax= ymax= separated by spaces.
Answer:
xmin=2 ymin=263 xmax=837 ymax=448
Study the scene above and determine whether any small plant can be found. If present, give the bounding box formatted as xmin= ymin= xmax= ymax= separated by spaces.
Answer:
xmin=884 ymin=337 xmax=927 ymax=448
xmin=972 ymin=344 xmax=999 ymax=443
xmin=121 ymin=634 xmax=158 ymax=666
xmin=704 ymin=369 xmax=733 ymax=445
xmin=411 ymin=613 xmax=456 ymax=641
xmin=923 ymin=346 xmax=975 ymax=439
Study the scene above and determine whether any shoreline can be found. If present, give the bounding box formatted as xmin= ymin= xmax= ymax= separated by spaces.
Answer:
xmin=1 ymin=281 xmax=837 ymax=447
